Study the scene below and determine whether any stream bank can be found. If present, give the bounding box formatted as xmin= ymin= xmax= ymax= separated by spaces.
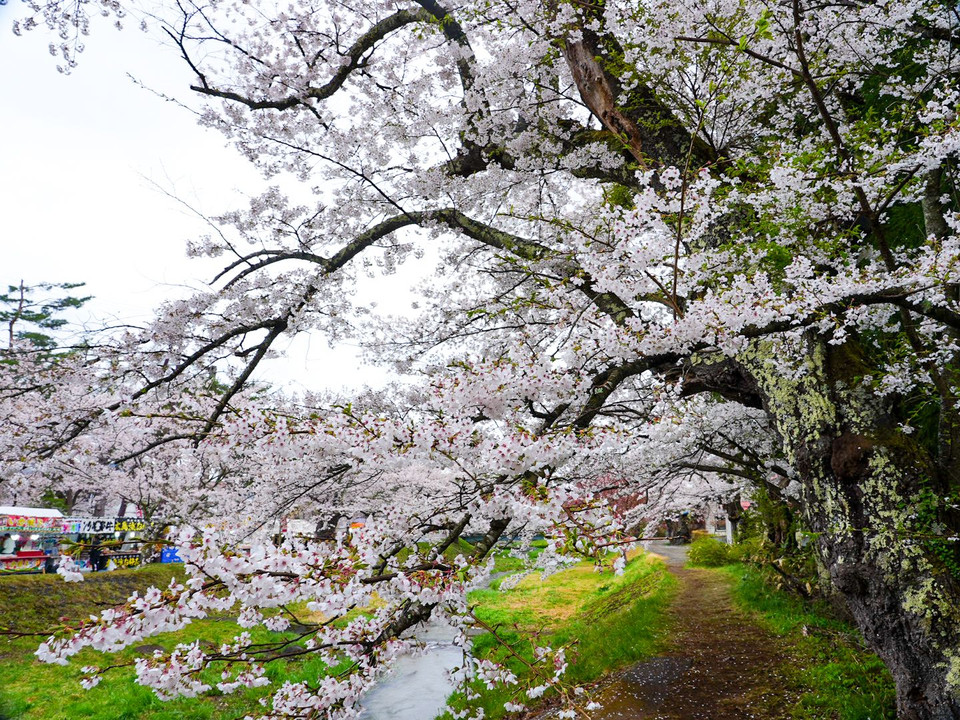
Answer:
xmin=359 ymin=543 xmax=801 ymax=720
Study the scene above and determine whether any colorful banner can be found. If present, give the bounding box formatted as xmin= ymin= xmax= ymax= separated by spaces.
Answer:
xmin=61 ymin=517 xmax=149 ymax=534
xmin=106 ymin=553 xmax=141 ymax=569
xmin=0 ymin=515 xmax=62 ymax=533
xmin=0 ymin=557 xmax=45 ymax=573
xmin=62 ymin=517 xmax=115 ymax=534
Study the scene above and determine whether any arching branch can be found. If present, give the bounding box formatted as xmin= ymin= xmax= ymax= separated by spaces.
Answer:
xmin=182 ymin=8 xmax=436 ymax=111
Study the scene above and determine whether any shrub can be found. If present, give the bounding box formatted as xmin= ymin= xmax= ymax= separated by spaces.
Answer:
xmin=687 ymin=536 xmax=732 ymax=567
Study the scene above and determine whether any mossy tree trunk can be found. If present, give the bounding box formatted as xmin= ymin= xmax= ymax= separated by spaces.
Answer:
xmin=744 ymin=335 xmax=960 ymax=719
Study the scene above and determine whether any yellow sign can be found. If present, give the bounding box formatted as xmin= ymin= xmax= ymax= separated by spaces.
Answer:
xmin=108 ymin=553 xmax=142 ymax=569
xmin=114 ymin=518 xmax=147 ymax=533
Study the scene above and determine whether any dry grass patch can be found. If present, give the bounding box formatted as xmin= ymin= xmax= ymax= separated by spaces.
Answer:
xmin=490 ymin=550 xmax=660 ymax=629
xmin=295 ymin=592 xmax=385 ymax=625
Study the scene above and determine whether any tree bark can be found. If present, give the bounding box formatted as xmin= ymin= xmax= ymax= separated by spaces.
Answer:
xmin=743 ymin=335 xmax=960 ymax=719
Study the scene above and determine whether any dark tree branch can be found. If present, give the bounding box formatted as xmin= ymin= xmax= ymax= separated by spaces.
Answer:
xmin=186 ymin=9 xmax=436 ymax=112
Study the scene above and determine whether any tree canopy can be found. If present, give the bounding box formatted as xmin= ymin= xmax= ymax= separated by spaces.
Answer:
xmin=7 ymin=0 xmax=960 ymax=717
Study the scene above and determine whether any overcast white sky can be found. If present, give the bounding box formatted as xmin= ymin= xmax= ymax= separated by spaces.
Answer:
xmin=0 ymin=6 xmax=396 ymax=391
xmin=1 ymin=7 xmax=245 ymax=319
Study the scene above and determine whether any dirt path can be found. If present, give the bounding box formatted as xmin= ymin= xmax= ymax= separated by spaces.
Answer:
xmin=586 ymin=542 xmax=797 ymax=720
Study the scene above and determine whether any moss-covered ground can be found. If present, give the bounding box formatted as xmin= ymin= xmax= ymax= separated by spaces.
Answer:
xmin=721 ymin=564 xmax=896 ymax=720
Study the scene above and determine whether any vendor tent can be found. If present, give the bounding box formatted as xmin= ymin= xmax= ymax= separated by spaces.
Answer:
xmin=0 ymin=506 xmax=64 ymax=533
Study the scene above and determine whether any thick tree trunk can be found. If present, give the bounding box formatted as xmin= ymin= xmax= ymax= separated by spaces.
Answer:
xmin=743 ymin=337 xmax=960 ymax=719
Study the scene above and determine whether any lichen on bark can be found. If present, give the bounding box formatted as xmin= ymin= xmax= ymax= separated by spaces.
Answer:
xmin=738 ymin=334 xmax=960 ymax=717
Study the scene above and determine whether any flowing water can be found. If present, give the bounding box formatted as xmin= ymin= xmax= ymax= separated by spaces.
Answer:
xmin=357 ymin=618 xmax=465 ymax=720
xmin=358 ymin=572 xmax=518 ymax=719
xmin=359 ymin=543 xmax=793 ymax=720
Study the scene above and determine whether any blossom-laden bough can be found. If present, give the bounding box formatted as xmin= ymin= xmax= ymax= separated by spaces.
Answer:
xmin=8 ymin=0 xmax=960 ymax=716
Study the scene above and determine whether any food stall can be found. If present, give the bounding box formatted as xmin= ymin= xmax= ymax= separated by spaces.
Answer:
xmin=61 ymin=516 xmax=147 ymax=571
xmin=107 ymin=517 xmax=147 ymax=568
xmin=0 ymin=506 xmax=63 ymax=574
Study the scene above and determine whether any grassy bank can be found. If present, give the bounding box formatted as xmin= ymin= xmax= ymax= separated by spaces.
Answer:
xmin=440 ymin=551 xmax=675 ymax=719
xmin=0 ymin=538 xmax=491 ymax=720
xmin=0 ymin=565 xmax=346 ymax=720
xmin=0 ymin=549 xmax=673 ymax=720
xmin=0 ymin=564 xmax=182 ymax=635
xmin=721 ymin=564 xmax=896 ymax=720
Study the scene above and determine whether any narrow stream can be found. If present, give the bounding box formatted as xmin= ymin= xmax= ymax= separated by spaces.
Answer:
xmin=358 ymin=572 xmax=515 ymax=719
xmin=358 ymin=619 xmax=464 ymax=719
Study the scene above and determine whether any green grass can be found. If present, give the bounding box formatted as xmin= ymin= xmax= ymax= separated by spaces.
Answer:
xmin=439 ymin=551 xmax=675 ymax=719
xmin=0 ymin=565 xmax=347 ymax=720
xmin=686 ymin=535 xmax=732 ymax=567
xmin=486 ymin=539 xmax=551 ymax=580
xmin=0 ymin=564 xmax=183 ymax=633
xmin=1 ymin=552 xmax=894 ymax=720
xmin=721 ymin=564 xmax=896 ymax=720
xmin=0 ymin=623 xmax=282 ymax=720
xmin=0 ymin=544 xmax=574 ymax=720
xmin=489 ymin=552 xmax=528 ymax=575
xmin=395 ymin=537 xmax=477 ymax=567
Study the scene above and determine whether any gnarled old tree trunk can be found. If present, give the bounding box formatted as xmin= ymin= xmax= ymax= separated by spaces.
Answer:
xmin=743 ymin=336 xmax=960 ymax=719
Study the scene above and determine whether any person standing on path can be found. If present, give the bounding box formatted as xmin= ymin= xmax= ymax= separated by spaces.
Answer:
xmin=89 ymin=538 xmax=103 ymax=572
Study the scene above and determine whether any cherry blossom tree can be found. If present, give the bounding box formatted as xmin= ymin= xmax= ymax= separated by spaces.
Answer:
xmin=12 ymin=0 xmax=960 ymax=716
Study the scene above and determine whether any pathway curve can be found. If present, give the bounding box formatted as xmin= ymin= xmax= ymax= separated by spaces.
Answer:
xmin=585 ymin=542 xmax=797 ymax=720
